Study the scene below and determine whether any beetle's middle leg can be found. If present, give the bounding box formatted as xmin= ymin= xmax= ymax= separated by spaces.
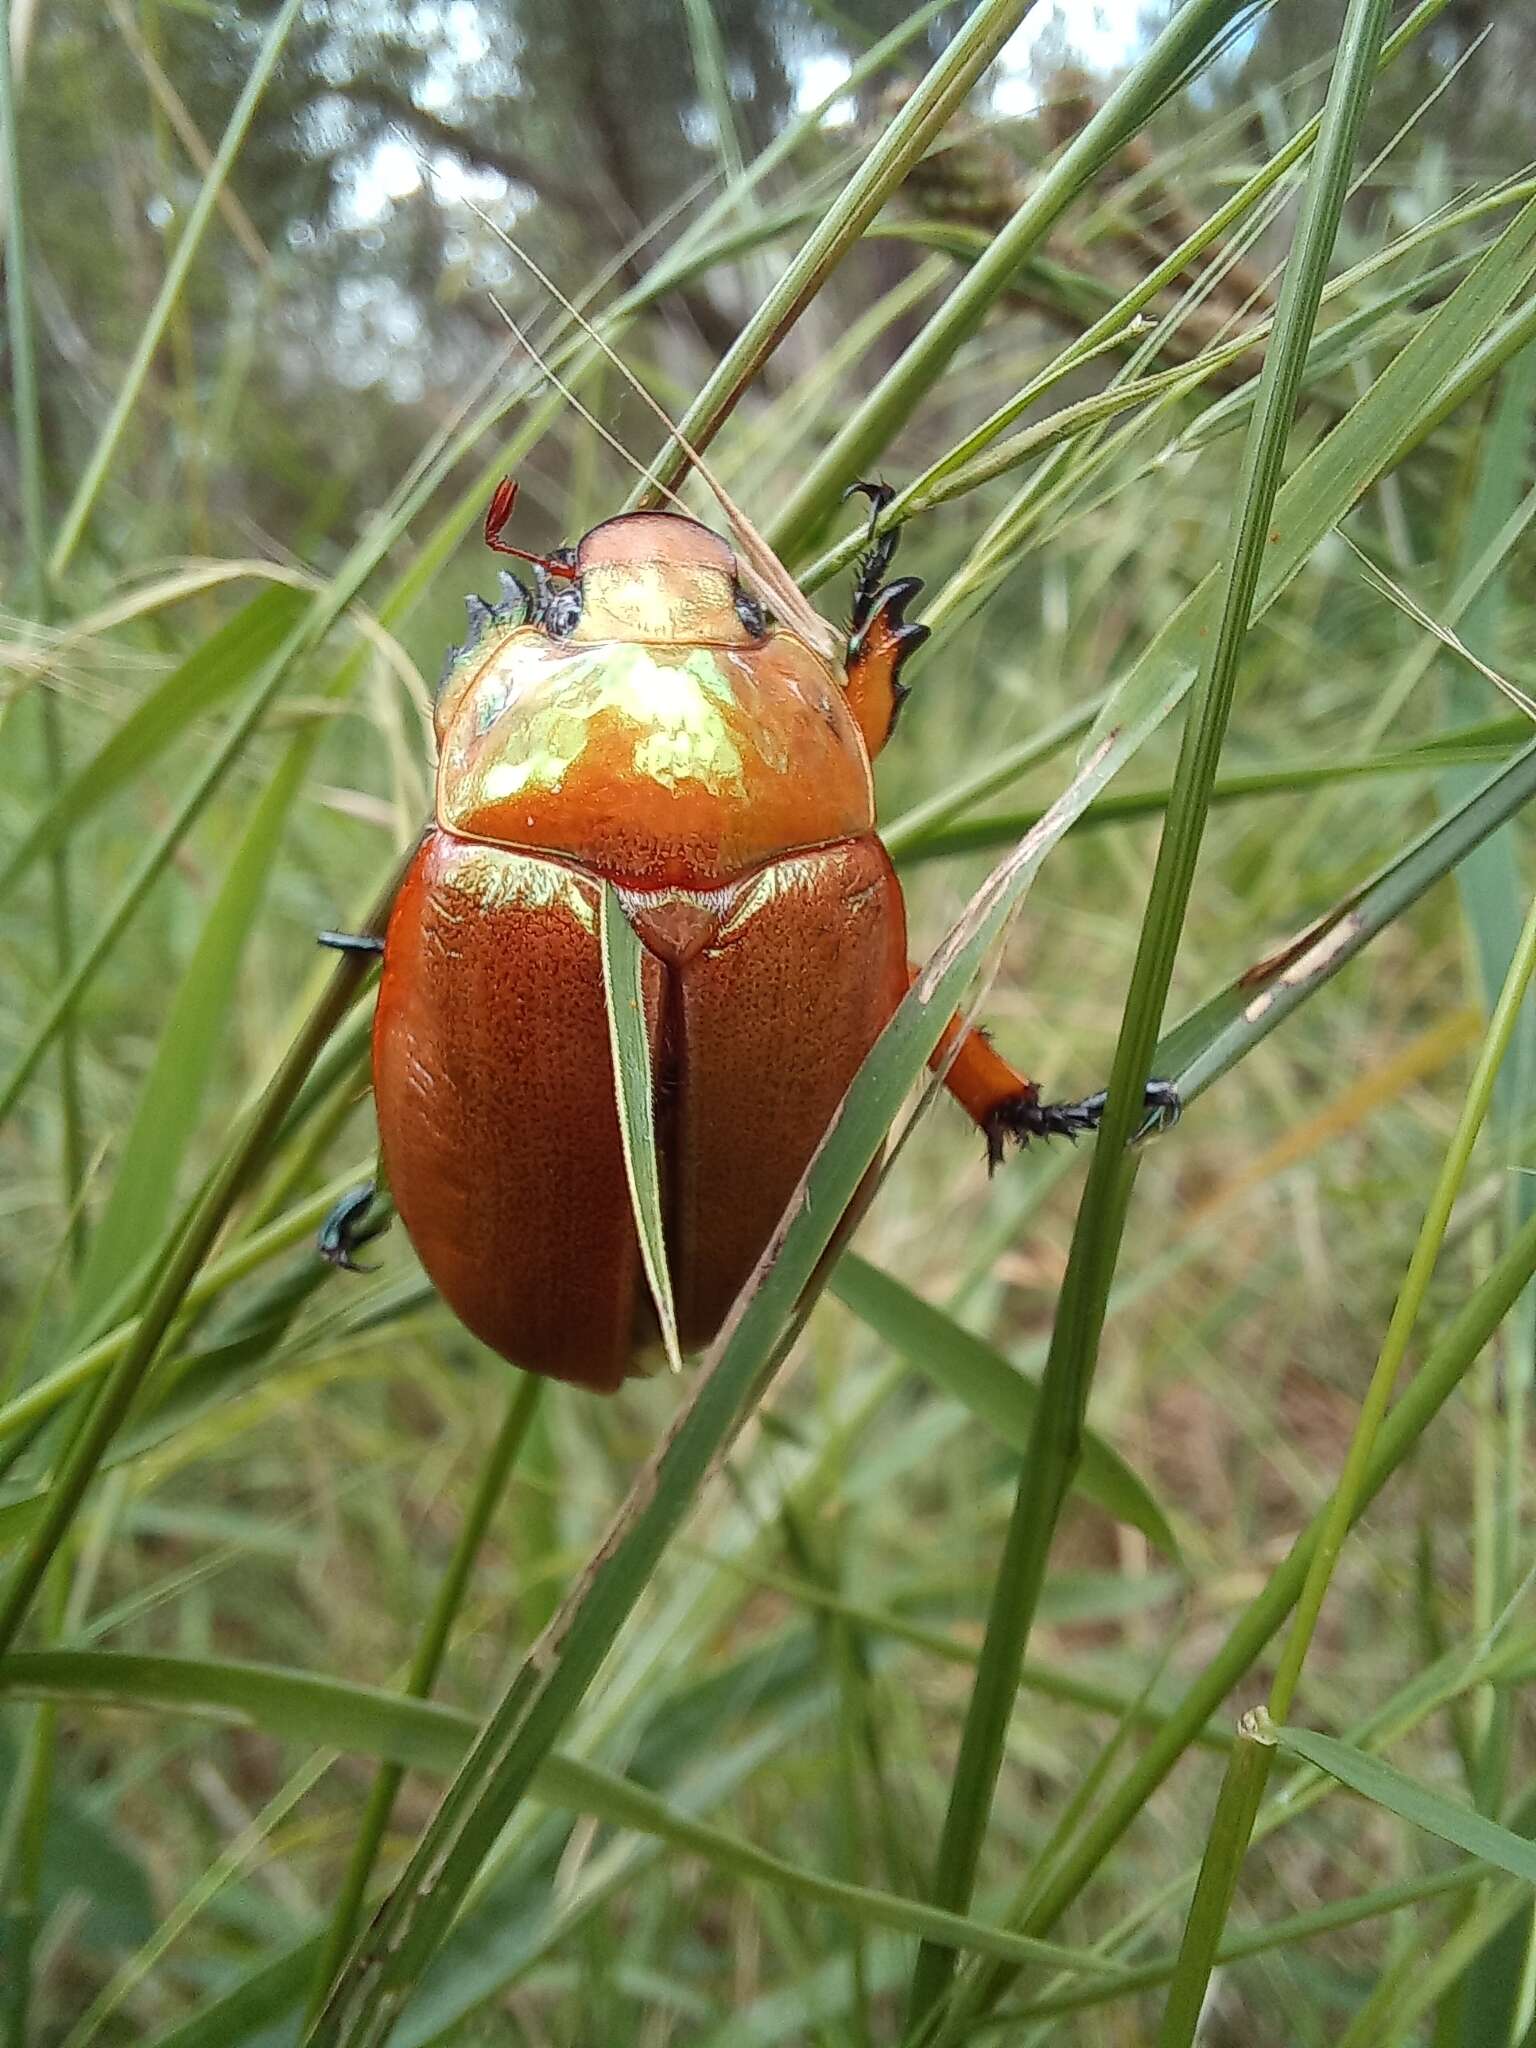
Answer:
xmin=925 ymin=993 xmax=1180 ymax=1173
xmin=841 ymin=481 xmax=928 ymax=760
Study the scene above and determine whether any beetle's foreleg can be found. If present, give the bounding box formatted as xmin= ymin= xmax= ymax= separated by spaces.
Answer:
xmin=318 ymin=931 xmax=386 ymax=958
xmin=319 ymin=1156 xmax=395 ymax=1273
xmin=842 ymin=483 xmax=928 ymax=759
xmin=925 ymin=997 xmax=1180 ymax=1173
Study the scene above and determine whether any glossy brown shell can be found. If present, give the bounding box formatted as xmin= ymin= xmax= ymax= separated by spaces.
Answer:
xmin=374 ymin=827 xmax=907 ymax=1390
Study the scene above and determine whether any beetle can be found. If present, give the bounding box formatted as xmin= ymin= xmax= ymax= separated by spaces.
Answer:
xmin=319 ymin=482 xmax=1176 ymax=1392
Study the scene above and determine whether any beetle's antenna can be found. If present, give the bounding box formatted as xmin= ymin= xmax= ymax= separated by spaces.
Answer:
xmin=468 ymin=204 xmax=842 ymax=662
xmin=482 ymin=476 xmax=579 ymax=579
xmin=485 ymin=292 xmax=690 ymax=520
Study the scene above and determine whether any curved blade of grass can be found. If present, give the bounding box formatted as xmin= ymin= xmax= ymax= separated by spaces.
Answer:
xmin=0 ymin=586 xmax=309 ymax=910
xmin=600 ymin=885 xmax=682 ymax=1376
xmin=906 ymin=3 xmax=1396 ymax=2023
xmin=300 ymin=727 xmax=1141 ymax=2045
xmin=828 ymin=1255 xmax=1180 ymax=1557
xmin=628 ymin=0 xmax=1041 ymax=509
xmin=0 ymin=1651 xmax=1122 ymax=1981
xmin=1272 ymin=1723 xmax=1536 ymax=1884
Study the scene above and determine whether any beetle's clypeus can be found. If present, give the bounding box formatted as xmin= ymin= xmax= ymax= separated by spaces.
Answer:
xmin=320 ymin=486 xmax=1177 ymax=1392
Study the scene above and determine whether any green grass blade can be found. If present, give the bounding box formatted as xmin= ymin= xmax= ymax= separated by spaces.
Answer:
xmin=69 ymin=730 xmax=316 ymax=1331
xmin=940 ymin=1203 xmax=1536 ymax=2036
xmin=891 ymin=731 xmax=1521 ymax=867
xmin=906 ymin=2 xmax=1395 ymax=2023
xmin=1083 ymin=196 xmax=1536 ymax=775
xmin=1272 ymin=1723 xmax=1536 ymax=1884
xmin=0 ymin=877 xmax=397 ymax=1656
xmin=828 ymin=1255 xmax=1181 ymax=1557
xmin=0 ymin=588 xmax=310 ymax=910
xmin=629 ymin=0 xmax=1040 ymax=506
xmin=46 ymin=0 xmax=305 ymax=579
xmin=1156 ymin=735 xmax=1536 ymax=1105
xmin=307 ymin=1375 xmax=543 ymax=2015
xmin=0 ymin=1650 xmax=1122 ymax=1982
xmin=600 ymin=885 xmax=682 ymax=1376
xmin=767 ymin=0 xmax=1250 ymax=556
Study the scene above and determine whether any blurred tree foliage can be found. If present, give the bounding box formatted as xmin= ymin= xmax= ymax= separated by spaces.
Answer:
xmin=6 ymin=0 xmax=1533 ymax=579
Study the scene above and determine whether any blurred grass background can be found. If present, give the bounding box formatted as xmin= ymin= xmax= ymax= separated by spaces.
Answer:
xmin=4 ymin=1 xmax=1536 ymax=2041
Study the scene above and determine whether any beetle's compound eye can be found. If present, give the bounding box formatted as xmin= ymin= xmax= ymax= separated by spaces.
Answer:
xmin=733 ymin=584 xmax=768 ymax=639
xmin=534 ymin=553 xmax=583 ymax=638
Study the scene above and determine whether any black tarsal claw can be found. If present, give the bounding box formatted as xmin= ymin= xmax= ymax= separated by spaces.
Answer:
xmin=319 ymin=1182 xmax=387 ymax=1274
xmin=1134 ymin=1080 xmax=1183 ymax=1141
xmin=844 ymin=479 xmax=896 ymax=517
xmin=981 ymin=1080 xmax=1181 ymax=1168
xmin=846 ymin=479 xmax=904 ymax=631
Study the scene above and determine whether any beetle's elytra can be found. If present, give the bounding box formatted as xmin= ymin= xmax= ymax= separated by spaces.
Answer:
xmin=323 ymin=491 xmax=1176 ymax=1391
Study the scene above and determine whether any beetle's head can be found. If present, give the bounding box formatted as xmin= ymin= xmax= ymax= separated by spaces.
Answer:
xmin=561 ymin=511 xmax=767 ymax=646
xmin=435 ymin=502 xmax=773 ymax=741
xmin=479 ymin=484 xmax=767 ymax=648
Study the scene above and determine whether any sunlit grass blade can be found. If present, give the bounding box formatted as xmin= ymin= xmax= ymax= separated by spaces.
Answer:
xmin=600 ymin=885 xmax=683 ymax=1376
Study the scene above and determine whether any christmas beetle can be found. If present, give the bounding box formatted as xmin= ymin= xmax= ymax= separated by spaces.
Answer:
xmin=320 ymin=481 xmax=1177 ymax=1391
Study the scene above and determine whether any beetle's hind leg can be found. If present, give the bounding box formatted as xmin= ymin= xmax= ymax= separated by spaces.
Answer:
xmin=842 ymin=481 xmax=929 ymax=760
xmin=926 ymin=995 xmax=1180 ymax=1173
xmin=319 ymin=1159 xmax=395 ymax=1273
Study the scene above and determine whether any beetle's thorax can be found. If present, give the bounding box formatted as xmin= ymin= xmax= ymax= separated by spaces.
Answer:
xmin=433 ymin=512 xmax=875 ymax=890
xmin=568 ymin=513 xmax=752 ymax=649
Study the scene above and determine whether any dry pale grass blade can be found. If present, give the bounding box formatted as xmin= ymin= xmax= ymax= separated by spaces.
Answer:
xmin=1342 ymin=531 xmax=1536 ymax=725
